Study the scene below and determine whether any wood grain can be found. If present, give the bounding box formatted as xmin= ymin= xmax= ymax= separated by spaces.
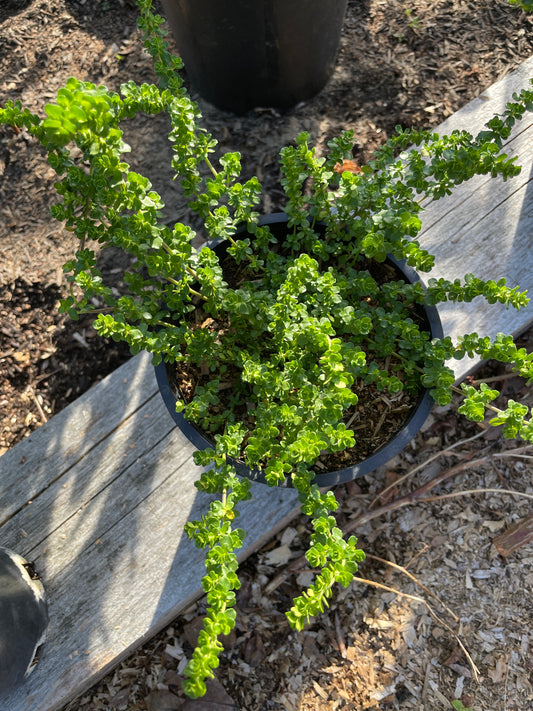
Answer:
xmin=0 ymin=352 xmax=301 ymax=711
xmin=417 ymin=56 xmax=533 ymax=379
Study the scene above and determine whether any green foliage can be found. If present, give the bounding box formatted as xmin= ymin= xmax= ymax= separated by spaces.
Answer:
xmin=1 ymin=0 xmax=532 ymax=699
xmin=183 ymin=457 xmax=251 ymax=697
xmin=508 ymin=0 xmax=533 ymax=12
xmin=451 ymin=701 xmax=473 ymax=711
xmin=286 ymin=485 xmax=365 ymax=630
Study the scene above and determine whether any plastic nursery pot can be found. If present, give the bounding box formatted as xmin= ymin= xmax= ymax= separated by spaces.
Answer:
xmin=0 ymin=547 xmax=48 ymax=692
xmin=160 ymin=0 xmax=348 ymax=114
xmin=155 ymin=213 xmax=444 ymax=487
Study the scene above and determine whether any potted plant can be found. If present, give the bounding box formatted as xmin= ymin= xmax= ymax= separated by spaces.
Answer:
xmin=1 ymin=0 xmax=532 ymax=698
xmin=159 ymin=0 xmax=348 ymax=113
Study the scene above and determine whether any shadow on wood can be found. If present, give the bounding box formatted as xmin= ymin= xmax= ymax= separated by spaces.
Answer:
xmin=0 ymin=353 xmax=300 ymax=710
xmin=418 ymin=56 xmax=533 ymax=379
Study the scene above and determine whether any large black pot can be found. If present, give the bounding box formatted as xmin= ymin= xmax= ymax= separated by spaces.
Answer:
xmin=155 ymin=214 xmax=443 ymax=487
xmin=160 ymin=0 xmax=348 ymax=114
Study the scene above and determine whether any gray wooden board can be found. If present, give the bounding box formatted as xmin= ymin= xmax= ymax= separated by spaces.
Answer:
xmin=1 ymin=56 xmax=533 ymax=710
xmin=417 ymin=56 xmax=533 ymax=379
xmin=0 ymin=351 xmax=301 ymax=711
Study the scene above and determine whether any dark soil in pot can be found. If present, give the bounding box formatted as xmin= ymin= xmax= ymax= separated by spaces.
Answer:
xmin=156 ymin=214 xmax=443 ymax=486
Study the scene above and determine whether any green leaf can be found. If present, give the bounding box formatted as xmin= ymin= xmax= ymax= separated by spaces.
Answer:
xmin=44 ymin=103 xmax=64 ymax=120
xmin=458 ymin=382 xmax=499 ymax=422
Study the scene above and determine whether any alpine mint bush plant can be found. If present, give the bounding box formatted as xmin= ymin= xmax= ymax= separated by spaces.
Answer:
xmin=510 ymin=0 xmax=533 ymax=12
xmin=1 ymin=0 xmax=533 ymax=698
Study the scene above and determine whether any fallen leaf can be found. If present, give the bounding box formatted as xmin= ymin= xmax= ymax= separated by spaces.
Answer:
xmin=183 ymin=615 xmax=206 ymax=648
xmin=334 ymin=159 xmax=362 ymax=174
xmin=488 ymin=655 xmax=507 ymax=683
xmin=448 ymin=662 xmax=472 ymax=678
xmin=109 ymin=688 xmax=130 ymax=709
xmin=443 ymin=646 xmax=465 ymax=667
xmin=493 ymin=514 xmax=533 ymax=556
xmin=243 ymin=633 xmax=266 ymax=667
xmin=182 ymin=679 xmax=237 ymax=710
xmin=145 ymin=689 xmax=182 ymax=711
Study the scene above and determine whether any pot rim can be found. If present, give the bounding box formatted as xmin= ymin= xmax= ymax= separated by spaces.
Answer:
xmin=154 ymin=213 xmax=443 ymax=487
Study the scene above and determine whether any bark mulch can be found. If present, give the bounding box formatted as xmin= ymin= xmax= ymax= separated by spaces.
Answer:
xmin=1 ymin=1 xmax=533 ymax=709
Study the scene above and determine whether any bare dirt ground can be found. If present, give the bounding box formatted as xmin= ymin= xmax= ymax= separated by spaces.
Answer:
xmin=1 ymin=1 xmax=533 ymax=710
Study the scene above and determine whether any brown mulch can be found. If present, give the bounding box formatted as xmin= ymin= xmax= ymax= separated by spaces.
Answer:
xmin=1 ymin=1 xmax=533 ymax=709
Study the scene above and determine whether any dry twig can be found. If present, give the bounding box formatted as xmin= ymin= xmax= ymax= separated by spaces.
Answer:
xmin=364 ymin=553 xmax=460 ymax=622
xmin=368 ymin=430 xmax=487 ymax=509
xmin=418 ymin=487 xmax=533 ymax=503
xmin=350 ymin=575 xmax=480 ymax=682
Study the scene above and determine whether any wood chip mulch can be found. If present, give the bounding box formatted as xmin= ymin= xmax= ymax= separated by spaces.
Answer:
xmin=1 ymin=1 xmax=533 ymax=710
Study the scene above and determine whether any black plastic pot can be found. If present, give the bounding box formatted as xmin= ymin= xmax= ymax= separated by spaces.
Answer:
xmin=155 ymin=214 xmax=443 ymax=487
xmin=0 ymin=547 xmax=48 ymax=692
xmin=160 ymin=0 xmax=348 ymax=114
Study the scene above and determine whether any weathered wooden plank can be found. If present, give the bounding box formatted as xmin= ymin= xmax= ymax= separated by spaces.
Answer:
xmin=0 ymin=355 xmax=301 ymax=711
xmin=418 ymin=57 xmax=533 ymax=379
xmin=0 ymin=352 xmax=159 ymax=522
xmin=419 ymin=124 xmax=532 ymax=237
xmin=0 ymin=392 xmax=176 ymax=555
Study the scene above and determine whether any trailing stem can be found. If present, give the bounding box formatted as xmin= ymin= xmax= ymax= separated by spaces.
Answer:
xmin=182 ymin=451 xmax=251 ymax=698
xmin=286 ymin=475 xmax=365 ymax=630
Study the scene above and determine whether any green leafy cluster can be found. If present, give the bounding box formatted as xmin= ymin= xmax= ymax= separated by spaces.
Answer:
xmin=286 ymin=486 xmax=365 ymax=630
xmin=182 ymin=445 xmax=251 ymax=697
xmin=1 ymin=0 xmax=533 ymax=699
xmin=451 ymin=701 xmax=473 ymax=711
xmin=509 ymin=0 xmax=533 ymax=12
